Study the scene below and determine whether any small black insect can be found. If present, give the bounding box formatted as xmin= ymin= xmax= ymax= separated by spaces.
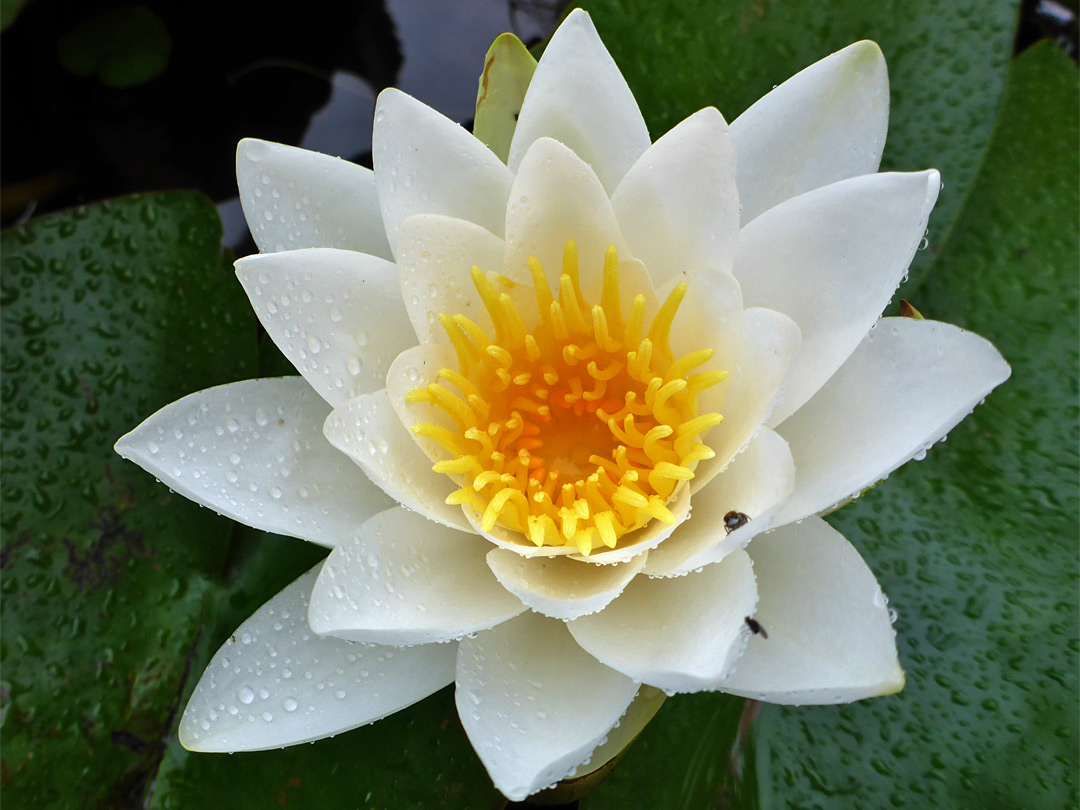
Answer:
xmin=745 ymin=617 xmax=768 ymax=639
xmin=724 ymin=511 xmax=750 ymax=533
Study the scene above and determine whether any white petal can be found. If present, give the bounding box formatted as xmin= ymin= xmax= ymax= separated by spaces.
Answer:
xmin=566 ymin=685 xmax=666 ymax=779
xmin=384 ymin=343 xmax=459 ymax=462
xmin=456 ymin=612 xmax=638 ymax=800
xmin=236 ymin=139 xmax=392 ymax=259
xmin=735 ymin=170 xmax=942 ymax=426
xmin=731 ymin=41 xmax=889 ymax=224
xmin=504 ymin=137 xmax=628 ymax=294
xmin=643 ymin=427 xmax=795 ymax=578
xmin=668 ymin=268 xmax=743 ymax=417
xmin=397 ymin=214 xmax=509 ymax=344
xmin=309 ymin=506 xmax=525 ymax=645
xmin=611 ymin=108 xmax=739 ymax=287
xmin=486 ymin=549 xmax=647 ymax=620
xmin=718 ymin=518 xmax=903 ymax=704
xmin=115 ymin=378 xmax=392 ymax=546
xmin=570 ymin=482 xmax=692 ymax=564
xmin=775 ymin=318 xmax=1010 ymax=525
xmin=373 ymin=88 xmax=513 ymax=255
xmin=323 ymin=389 xmax=472 ymax=532
xmin=179 ymin=564 xmax=456 ymax=752
xmin=569 ymin=550 xmax=757 ymax=693
xmin=692 ymin=308 xmax=801 ymax=493
xmin=508 ymin=9 xmax=650 ymax=194
xmin=235 ymin=249 xmax=416 ymax=408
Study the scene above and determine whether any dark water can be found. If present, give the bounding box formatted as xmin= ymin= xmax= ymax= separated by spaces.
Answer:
xmin=0 ymin=0 xmax=1072 ymax=239
xmin=0 ymin=0 xmax=568 ymax=248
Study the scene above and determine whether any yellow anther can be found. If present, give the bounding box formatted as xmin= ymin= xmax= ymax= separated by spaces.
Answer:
xmin=528 ymin=257 xmax=555 ymax=327
xmin=438 ymin=368 xmax=482 ymax=400
xmin=427 ymin=383 xmax=477 ymax=428
xmin=600 ymin=245 xmax=624 ymax=339
xmin=648 ymin=282 xmax=687 ymax=362
xmin=667 ymin=348 xmax=714 ymax=383
xmin=594 ymin=511 xmax=618 ymax=548
xmin=433 ymin=456 xmax=483 ymax=475
xmin=687 ymin=369 xmax=729 ymax=398
xmin=411 ymin=423 xmax=467 ymax=455
xmin=561 ymin=240 xmax=586 ymax=309
xmin=559 ymin=274 xmax=590 ymax=335
xmin=499 ymin=293 xmax=528 ymax=348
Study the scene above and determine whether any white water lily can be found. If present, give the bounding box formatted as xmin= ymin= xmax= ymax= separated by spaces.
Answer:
xmin=115 ymin=10 xmax=1010 ymax=801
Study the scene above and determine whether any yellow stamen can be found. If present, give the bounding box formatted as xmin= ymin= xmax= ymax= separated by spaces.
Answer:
xmin=406 ymin=242 xmax=724 ymax=556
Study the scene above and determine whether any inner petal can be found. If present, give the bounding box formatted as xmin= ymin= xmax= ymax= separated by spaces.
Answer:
xmin=407 ymin=240 xmax=726 ymax=557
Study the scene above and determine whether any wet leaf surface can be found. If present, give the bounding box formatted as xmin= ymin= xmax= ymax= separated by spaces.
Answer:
xmin=0 ymin=193 xmax=257 ymax=807
xmin=758 ymin=41 xmax=1079 ymax=810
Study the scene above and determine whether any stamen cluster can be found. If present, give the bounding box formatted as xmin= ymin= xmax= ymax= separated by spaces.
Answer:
xmin=408 ymin=242 xmax=725 ymax=556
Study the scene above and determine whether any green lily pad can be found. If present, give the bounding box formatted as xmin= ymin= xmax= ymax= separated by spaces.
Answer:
xmin=57 ymin=5 xmax=172 ymax=88
xmin=757 ymin=40 xmax=1079 ymax=810
xmin=0 ymin=193 xmax=258 ymax=807
xmin=0 ymin=0 xmax=31 ymax=31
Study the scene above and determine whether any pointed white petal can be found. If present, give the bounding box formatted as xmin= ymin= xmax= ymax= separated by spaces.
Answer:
xmin=566 ymin=685 xmax=666 ymax=779
xmin=718 ymin=518 xmax=904 ymax=704
xmin=643 ymin=427 xmax=795 ymax=577
xmin=396 ymin=214 xmax=509 ymax=344
xmin=731 ymin=41 xmax=890 ymax=224
xmin=734 ymin=170 xmax=941 ymax=425
xmin=504 ymin=137 xmax=628 ymax=294
xmin=692 ymin=308 xmax=801 ymax=493
xmin=236 ymin=139 xmax=392 ymax=259
xmin=235 ymin=249 xmax=415 ymax=408
xmin=115 ymin=378 xmax=392 ymax=546
xmin=309 ymin=506 xmax=524 ymax=645
xmin=323 ymin=389 xmax=472 ymax=532
xmin=611 ymin=108 xmax=739 ymax=287
xmin=456 ymin=612 xmax=638 ymax=800
xmin=178 ymin=565 xmax=456 ymax=752
xmin=775 ymin=318 xmax=1010 ymax=525
xmin=570 ymin=550 xmax=757 ymax=693
xmin=373 ymin=88 xmax=513 ymax=255
xmin=486 ymin=549 xmax=647 ymax=621
xmin=508 ymin=8 xmax=650 ymax=194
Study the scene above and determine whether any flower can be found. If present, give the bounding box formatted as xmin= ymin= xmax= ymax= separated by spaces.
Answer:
xmin=114 ymin=10 xmax=1010 ymax=801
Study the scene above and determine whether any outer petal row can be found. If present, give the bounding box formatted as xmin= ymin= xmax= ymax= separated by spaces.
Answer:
xmin=179 ymin=565 xmax=456 ymax=752
xmin=570 ymin=550 xmax=757 ymax=693
xmin=114 ymin=377 xmax=393 ymax=546
xmin=456 ymin=612 xmax=638 ymax=801
xmin=236 ymin=139 xmax=393 ymax=259
xmin=373 ymin=89 xmax=513 ymax=254
xmin=718 ymin=517 xmax=904 ymax=704
xmin=236 ymin=248 xmax=416 ymax=408
xmin=507 ymin=9 xmax=651 ymax=195
xmin=731 ymin=40 xmax=889 ymax=225
xmin=776 ymin=317 xmax=1011 ymax=526
xmin=738 ymin=169 xmax=942 ymax=426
